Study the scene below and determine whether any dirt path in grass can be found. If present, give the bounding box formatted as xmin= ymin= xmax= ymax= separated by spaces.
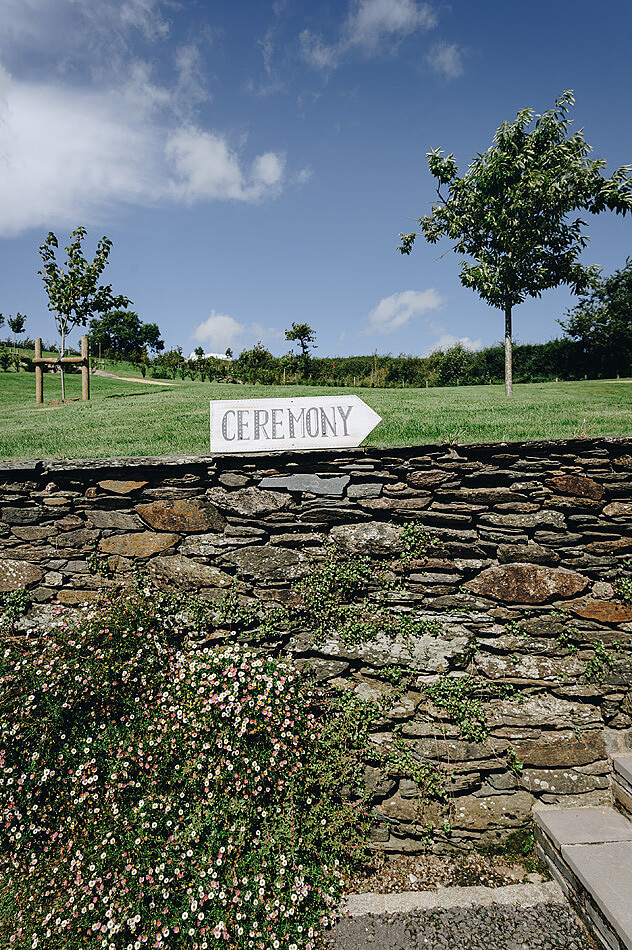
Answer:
xmin=92 ymin=370 xmax=180 ymax=386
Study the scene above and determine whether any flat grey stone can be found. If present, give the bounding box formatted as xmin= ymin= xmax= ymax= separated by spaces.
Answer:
xmin=84 ymin=509 xmax=144 ymax=530
xmin=292 ymin=626 xmax=468 ymax=673
xmin=341 ymin=881 xmax=564 ymax=916
xmin=329 ymin=522 xmax=402 ymax=556
xmin=259 ymin=474 xmax=350 ymax=496
xmin=534 ymin=805 xmax=632 ymax=849
xmin=346 ymin=482 xmax=382 ymax=498
xmin=562 ymin=840 xmax=632 ymax=949
xmin=613 ymin=754 xmax=632 ymax=789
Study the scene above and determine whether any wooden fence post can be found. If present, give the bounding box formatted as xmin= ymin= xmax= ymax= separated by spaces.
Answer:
xmin=81 ymin=335 xmax=90 ymax=401
xmin=35 ymin=338 xmax=43 ymax=405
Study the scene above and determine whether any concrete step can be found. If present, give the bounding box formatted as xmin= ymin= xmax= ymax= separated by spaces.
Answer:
xmin=534 ymin=803 xmax=632 ymax=950
xmin=612 ymin=754 xmax=632 ymax=820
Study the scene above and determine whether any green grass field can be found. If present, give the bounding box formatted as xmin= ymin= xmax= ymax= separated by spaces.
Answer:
xmin=1 ymin=366 xmax=631 ymax=460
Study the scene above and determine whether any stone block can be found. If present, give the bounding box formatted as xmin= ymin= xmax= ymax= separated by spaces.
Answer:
xmin=564 ymin=840 xmax=632 ymax=949
xmin=406 ymin=470 xmax=450 ymax=489
xmin=376 ymin=792 xmax=420 ymax=823
xmin=206 ymin=487 xmax=291 ymax=517
xmin=521 ymin=768 xmax=609 ymax=796
xmin=149 ymin=554 xmax=233 ymax=589
xmin=479 ymin=511 xmax=566 ymax=529
xmin=613 ymin=754 xmax=632 ymax=790
xmin=534 ymin=805 xmax=632 ymax=849
xmin=497 ymin=542 xmax=560 ymax=565
xmin=1 ymin=506 xmax=42 ymax=524
xmin=329 ymin=522 xmax=402 ymax=556
xmin=259 ymin=474 xmax=350 ymax=496
xmin=546 ymin=474 xmax=604 ymax=500
xmin=54 ymin=528 xmax=99 ymax=548
xmin=604 ymin=502 xmax=632 ymax=519
xmin=218 ymin=473 xmax=249 ymax=487
xmin=475 ymin=652 xmax=584 ymax=682
xmin=571 ymin=600 xmax=632 ymax=624
xmin=56 ymin=589 xmax=99 ymax=605
xmin=97 ymin=479 xmax=148 ymax=494
xmin=0 ymin=558 xmax=44 ymax=591
xmin=452 ymin=791 xmax=534 ymax=831
xmin=85 ymin=509 xmax=144 ymax=530
xmin=99 ymin=532 xmax=178 ymax=558
xmin=511 ymin=730 xmax=606 ymax=768
xmin=486 ymin=695 xmax=602 ymax=732
xmin=465 ymin=563 xmax=589 ymax=603
xmin=346 ymin=482 xmax=382 ymax=498
xmin=136 ymin=499 xmax=225 ymax=533
xmin=292 ymin=626 xmax=469 ymax=673
xmin=11 ymin=526 xmax=56 ymax=541
xmin=221 ymin=544 xmax=308 ymax=583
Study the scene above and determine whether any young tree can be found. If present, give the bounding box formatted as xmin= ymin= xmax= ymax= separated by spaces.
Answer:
xmin=560 ymin=258 xmax=632 ymax=378
xmin=398 ymin=91 xmax=632 ymax=395
xmin=284 ymin=322 xmax=317 ymax=375
xmin=7 ymin=313 xmax=26 ymax=354
xmin=39 ymin=227 xmax=130 ymax=399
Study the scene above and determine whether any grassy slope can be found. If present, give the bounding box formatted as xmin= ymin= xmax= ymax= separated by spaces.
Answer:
xmin=1 ymin=368 xmax=631 ymax=460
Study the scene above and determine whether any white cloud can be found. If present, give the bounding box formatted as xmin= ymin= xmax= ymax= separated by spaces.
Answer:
xmin=0 ymin=0 xmax=170 ymax=76
xmin=365 ymin=289 xmax=443 ymax=334
xmin=0 ymin=68 xmax=164 ymax=235
xmin=426 ymin=333 xmax=481 ymax=354
xmin=301 ymin=0 xmax=437 ymax=70
xmin=252 ymin=151 xmax=285 ymax=189
xmin=345 ymin=0 xmax=436 ymax=50
xmin=294 ymin=166 xmax=314 ymax=186
xmin=166 ymin=128 xmax=285 ymax=203
xmin=426 ymin=41 xmax=463 ymax=79
xmin=0 ymin=66 xmax=286 ymax=235
xmin=0 ymin=1 xmax=289 ymax=235
xmin=193 ymin=312 xmax=245 ymax=352
xmin=300 ymin=30 xmax=341 ymax=70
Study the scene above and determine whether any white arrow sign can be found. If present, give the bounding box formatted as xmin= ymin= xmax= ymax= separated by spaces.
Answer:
xmin=210 ymin=395 xmax=381 ymax=454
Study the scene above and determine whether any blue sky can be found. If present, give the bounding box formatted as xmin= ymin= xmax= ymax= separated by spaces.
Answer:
xmin=1 ymin=0 xmax=631 ymax=359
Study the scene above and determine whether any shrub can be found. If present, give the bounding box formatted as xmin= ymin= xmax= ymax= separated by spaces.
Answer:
xmin=0 ymin=584 xmax=372 ymax=950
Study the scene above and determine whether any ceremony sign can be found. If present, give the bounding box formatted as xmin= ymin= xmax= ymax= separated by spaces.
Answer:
xmin=210 ymin=395 xmax=381 ymax=454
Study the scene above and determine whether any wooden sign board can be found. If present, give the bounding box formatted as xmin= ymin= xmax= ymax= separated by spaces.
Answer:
xmin=210 ymin=395 xmax=381 ymax=454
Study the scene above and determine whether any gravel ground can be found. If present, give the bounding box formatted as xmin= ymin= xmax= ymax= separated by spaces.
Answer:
xmin=327 ymin=900 xmax=597 ymax=950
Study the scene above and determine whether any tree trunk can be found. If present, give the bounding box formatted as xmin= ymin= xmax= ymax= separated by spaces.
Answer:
xmin=504 ymin=305 xmax=513 ymax=397
xmin=60 ymin=331 xmax=66 ymax=401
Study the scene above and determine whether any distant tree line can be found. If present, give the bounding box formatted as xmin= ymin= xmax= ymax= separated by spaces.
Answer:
xmin=141 ymin=335 xmax=627 ymax=389
xmin=3 ymin=257 xmax=630 ymax=385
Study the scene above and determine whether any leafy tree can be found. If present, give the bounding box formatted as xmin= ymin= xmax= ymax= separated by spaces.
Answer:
xmin=436 ymin=342 xmax=474 ymax=386
xmin=560 ymin=258 xmax=632 ymax=377
xmin=398 ymin=91 xmax=632 ymax=395
xmin=0 ymin=314 xmax=4 ymax=332
xmin=89 ymin=310 xmax=164 ymax=361
xmin=235 ymin=341 xmax=275 ymax=383
xmin=39 ymin=227 xmax=130 ymax=398
xmin=225 ymin=347 xmax=233 ymax=359
xmin=285 ymin=322 xmax=317 ymax=374
xmin=7 ymin=313 xmax=26 ymax=354
xmin=194 ymin=346 xmax=205 ymax=359
xmin=153 ymin=347 xmax=184 ymax=379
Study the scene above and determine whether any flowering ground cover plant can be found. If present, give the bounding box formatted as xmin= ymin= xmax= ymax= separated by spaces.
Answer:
xmin=0 ymin=585 xmax=373 ymax=950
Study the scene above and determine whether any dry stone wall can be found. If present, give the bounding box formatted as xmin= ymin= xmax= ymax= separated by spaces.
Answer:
xmin=2 ymin=437 xmax=632 ymax=853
